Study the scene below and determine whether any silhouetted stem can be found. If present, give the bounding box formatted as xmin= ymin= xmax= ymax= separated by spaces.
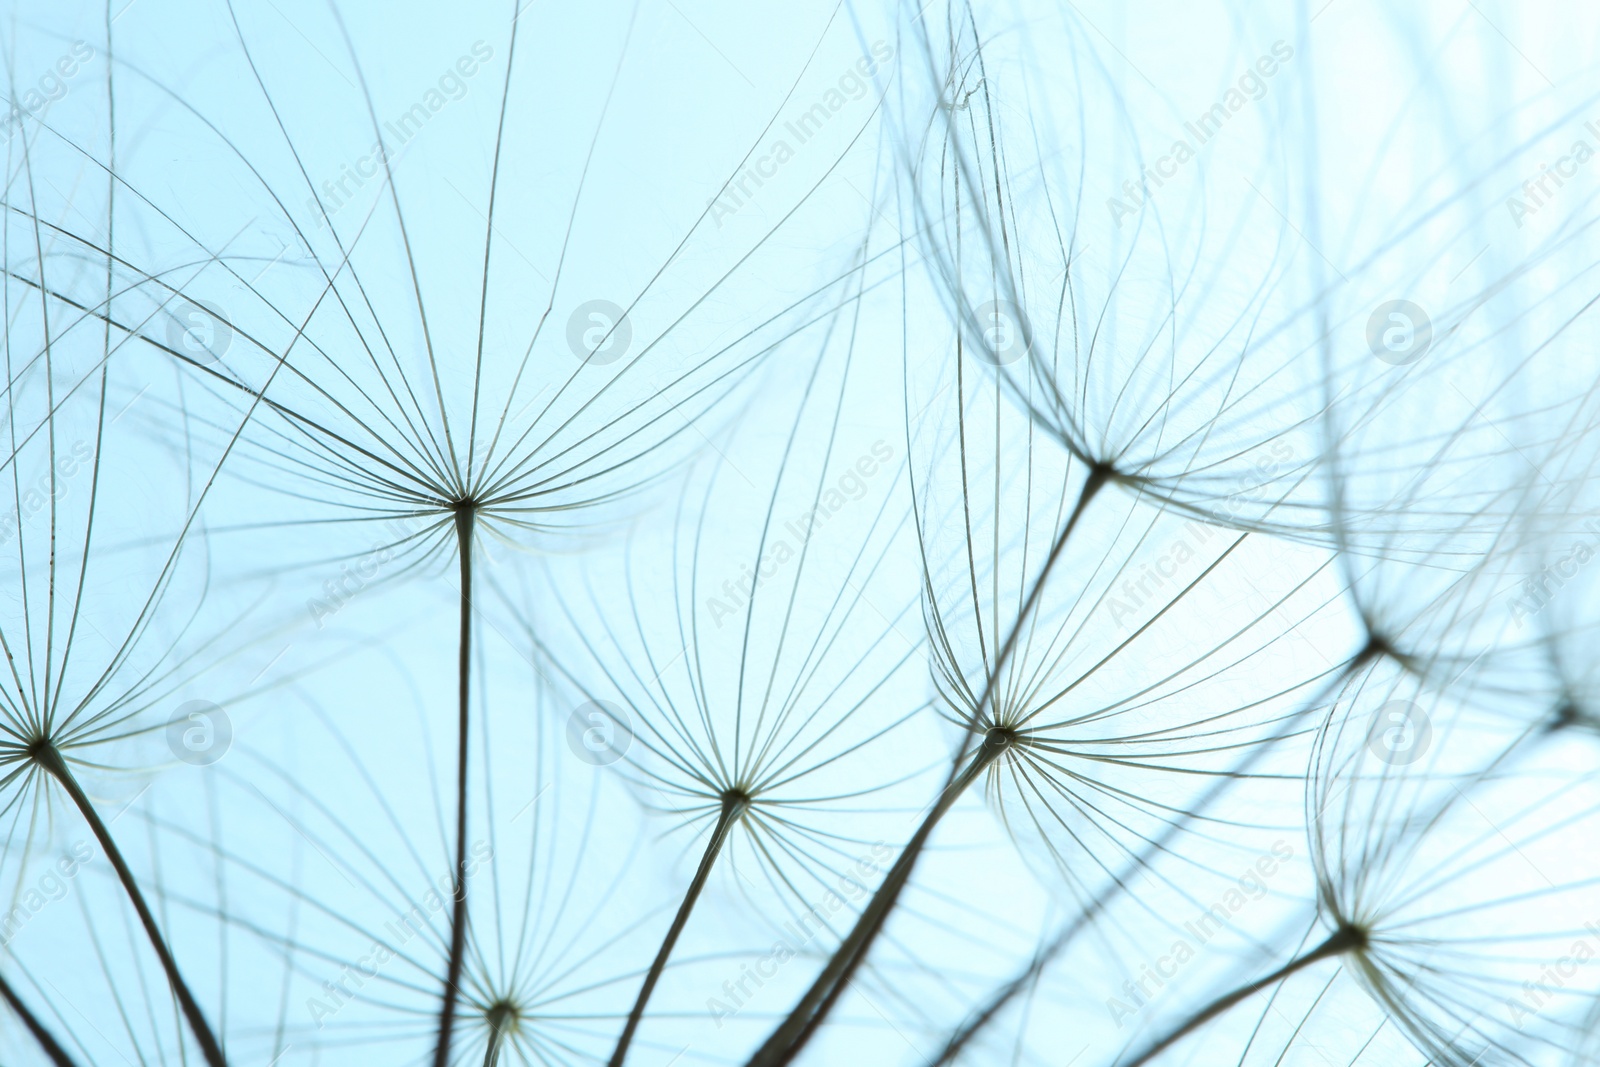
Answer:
xmin=608 ymin=794 xmax=747 ymax=1067
xmin=745 ymin=467 xmax=1108 ymax=1067
xmin=1120 ymin=926 xmax=1363 ymax=1067
xmin=483 ymin=1001 xmax=515 ymax=1067
xmin=434 ymin=507 xmax=475 ymax=1067
xmin=0 ymin=969 xmax=79 ymax=1066
xmin=36 ymin=744 xmax=226 ymax=1067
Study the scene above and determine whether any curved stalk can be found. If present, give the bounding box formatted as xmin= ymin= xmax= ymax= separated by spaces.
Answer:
xmin=609 ymin=793 xmax=748 ymax=1067
xmin=1121 ymin=925 xmax=1362 ymax=1067
xmin=0 ymin=970 xmax=80 ymax=1066
xmin=483 ymin=1000 xmax=516 ymax=1066
xmin=35 ymin=743 xmax=226 ymax=1066
xmin=434 ymin=506 xmax=476 ymax=1067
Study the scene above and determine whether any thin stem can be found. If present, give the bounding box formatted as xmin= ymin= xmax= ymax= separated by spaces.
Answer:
xmin=0 ymin=969 xmax=80 ymax=1066
xmin=483 ymin=1000 xmax=516 ymax=1067
xmin=1120 ymin=925 xmax=1364 ymax=1067
xmin=608 ymin=793 xmax=748 ymax=1067
xmin=746 ymin=467 xmax=1109 ymax=1067
xmin=35 ymin=743 xmax=226 ymax=1067
xmin=434 ymin=506 xmax=476 ymax=1067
